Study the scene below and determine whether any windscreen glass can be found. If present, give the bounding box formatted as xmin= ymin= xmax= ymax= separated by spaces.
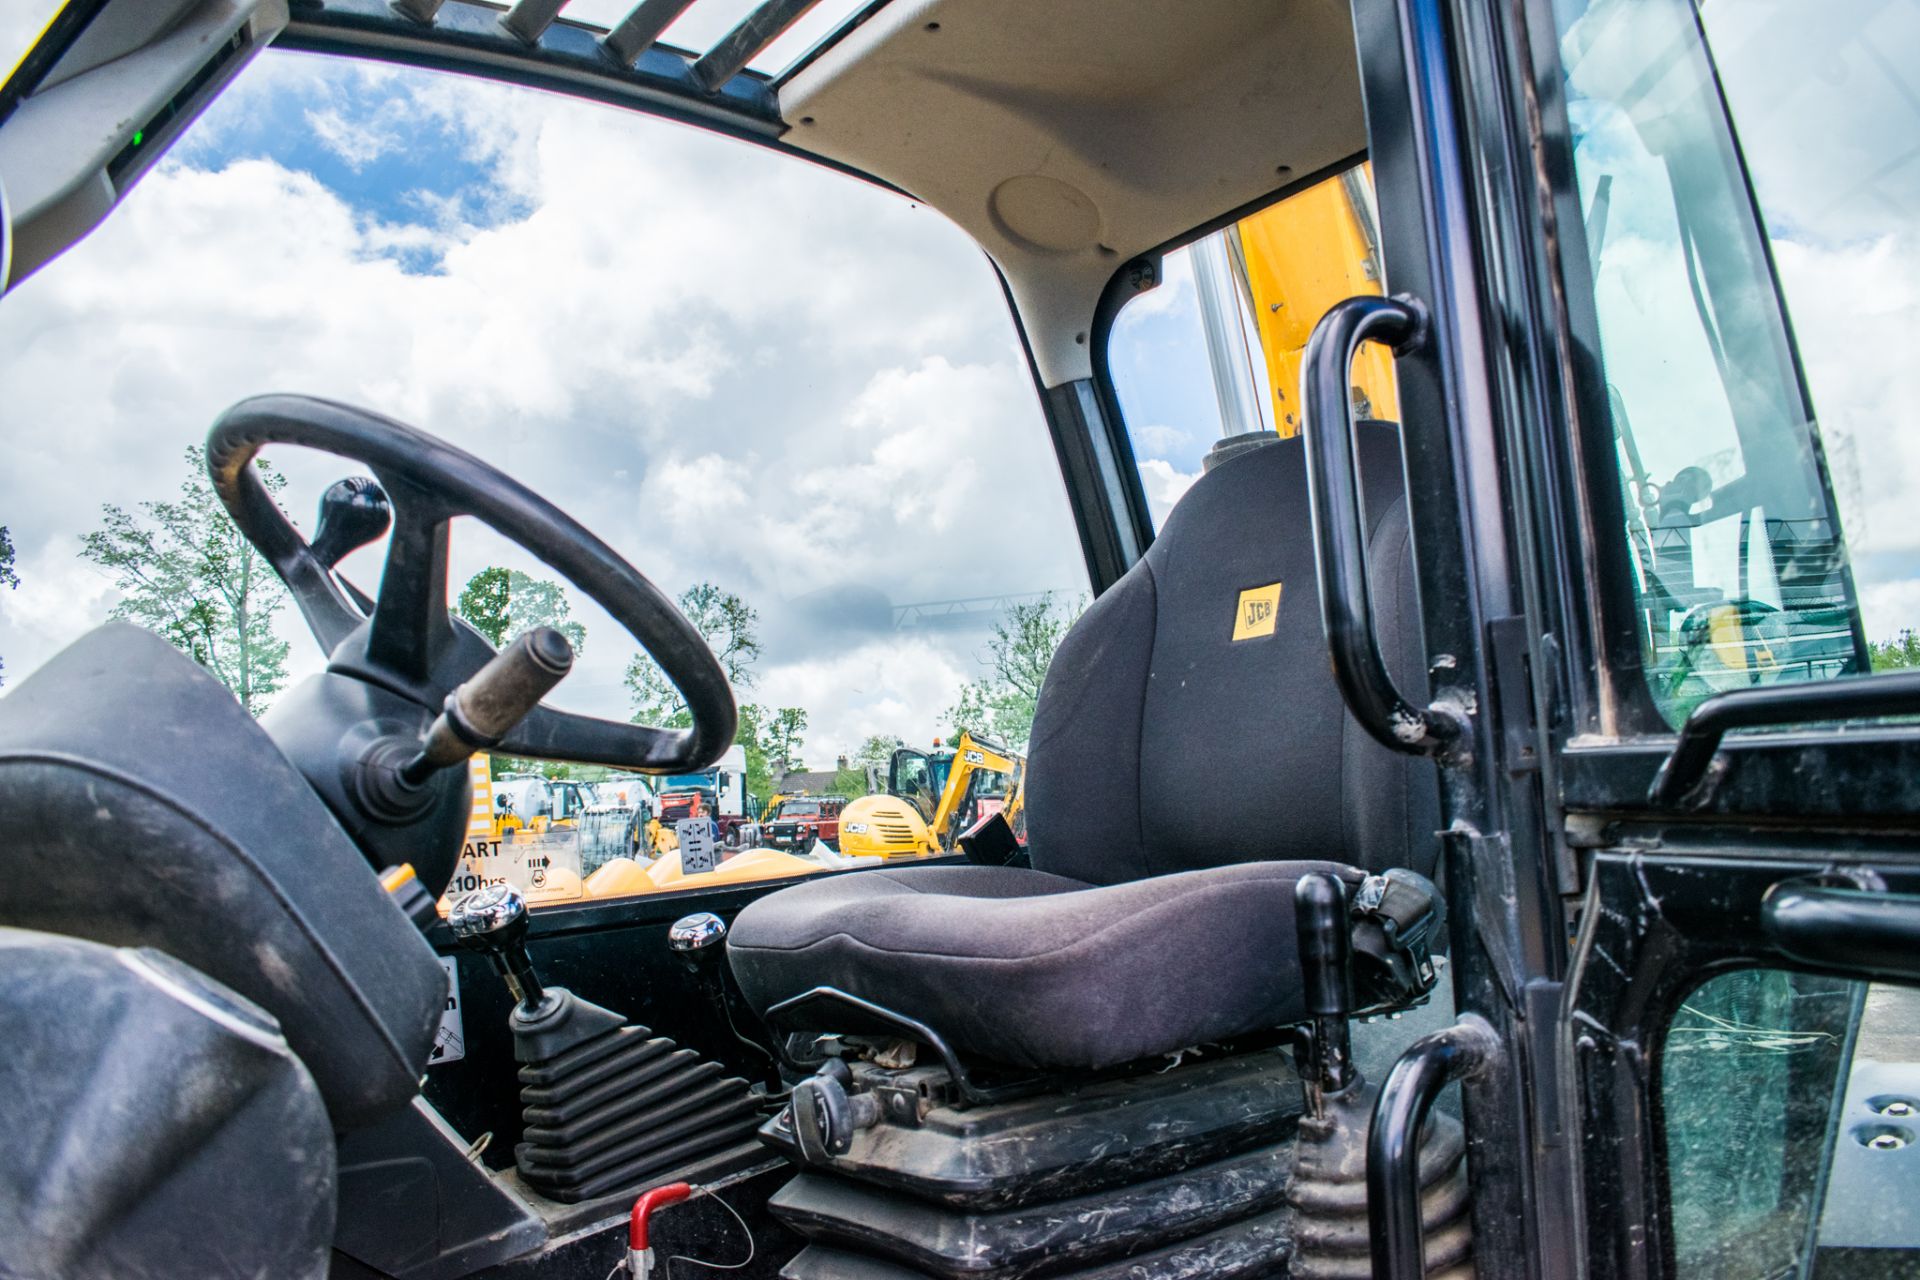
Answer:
xmin=0 ymin=51 xmax=1081 ymax=905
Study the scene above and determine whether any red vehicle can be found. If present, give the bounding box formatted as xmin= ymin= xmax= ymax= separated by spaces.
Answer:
xmin=764 ymin=796 xmax=846 ymax=852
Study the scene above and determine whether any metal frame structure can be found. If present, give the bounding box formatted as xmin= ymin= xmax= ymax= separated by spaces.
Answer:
xmin=277 ymin=0 xmax=876 ymax=142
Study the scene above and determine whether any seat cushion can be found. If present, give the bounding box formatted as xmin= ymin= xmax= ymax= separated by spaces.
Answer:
xmin=729 ymin=861 xmax=1363 ymax=1072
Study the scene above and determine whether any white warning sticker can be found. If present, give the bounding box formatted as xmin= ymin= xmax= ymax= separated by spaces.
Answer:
xmin=429 ymin=955 xmax=465 ymax=1066
xmin=677 ymin=819 xmax=718 ymax=875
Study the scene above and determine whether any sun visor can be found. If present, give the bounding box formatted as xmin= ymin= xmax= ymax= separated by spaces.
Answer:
xmin=0 ymin=0 xmax=288 ymax=292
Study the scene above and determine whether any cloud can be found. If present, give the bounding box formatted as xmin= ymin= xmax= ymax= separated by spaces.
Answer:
xmin=1132 ymin=423 xmax=1189 ymax=458
xmin=1138 ymin=459 xmax=1198 ymax=527
xmin=304 ymin=105 xmax=402 ymax=170
xmin=0 ymin=52 xmax=1085 ymax=762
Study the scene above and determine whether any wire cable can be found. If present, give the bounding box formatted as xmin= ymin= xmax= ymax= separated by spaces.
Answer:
xmin=664 ymin=1188 xmax=756 ymax=1278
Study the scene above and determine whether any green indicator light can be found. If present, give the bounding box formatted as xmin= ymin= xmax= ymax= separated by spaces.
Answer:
xmin=131 ymin=129 xmax=144 ymax=147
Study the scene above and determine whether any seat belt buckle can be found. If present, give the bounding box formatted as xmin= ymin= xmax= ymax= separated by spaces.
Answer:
xmin=1349 ymin=869 xmax=1444 ymax=1010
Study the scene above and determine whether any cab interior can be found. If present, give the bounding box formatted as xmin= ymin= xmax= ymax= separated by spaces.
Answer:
xmin=0 ymin=0 xmax=1538 ymax=1276
xmin=7 ymin=2 xmax=1912 ymax=1280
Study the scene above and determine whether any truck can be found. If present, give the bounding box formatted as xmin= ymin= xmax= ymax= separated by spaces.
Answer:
xmin=643 ymin=743 xmax=753 ymax=852
xmin=762 ymin=795 xmax=846 ymax=852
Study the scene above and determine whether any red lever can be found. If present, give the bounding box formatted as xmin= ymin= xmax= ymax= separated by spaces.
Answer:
xmin=629 ymin=1182 xmax=693 ymax=1252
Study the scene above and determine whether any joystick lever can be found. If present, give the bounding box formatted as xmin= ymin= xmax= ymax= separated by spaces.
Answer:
xmin=1294 ymin=872 xmax=1356 ymax=1113
xmin=402 ymin=627 xmax=574 ymax=783
xmin=671 ymin=911 xmax=780 ymax=1088
xmin=449 ymin=883 xmax=550 ymax=1016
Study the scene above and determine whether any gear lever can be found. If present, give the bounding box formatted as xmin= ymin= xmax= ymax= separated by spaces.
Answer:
xmin=671 ymin=912 xmax=780 ymax=1088
xmin=668 ymin=911 xmax=729 ymax=981
xmin=449 ymin=882 xmax=622 ymax=1060
xmin=447 ymin=888 xmax=761 ymax=1204
xmin=449 ymin=882 xmax=551 ymax=1016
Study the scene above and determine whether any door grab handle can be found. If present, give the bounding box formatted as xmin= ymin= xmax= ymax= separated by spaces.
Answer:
xmin=1301 ymin=294 xmax=1467 ymax=758
xmin=1761 ymin=881 xmax=1920 ymax=983
xmin=1368 ymin=1015 xmax=1501 ymax=1280
xmin=1647 ymin=671 xmax=1920 ymax=806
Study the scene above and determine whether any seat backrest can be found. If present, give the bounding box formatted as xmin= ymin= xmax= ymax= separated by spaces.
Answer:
xmin=1024 ymin=425 xmax=1439 ymax=886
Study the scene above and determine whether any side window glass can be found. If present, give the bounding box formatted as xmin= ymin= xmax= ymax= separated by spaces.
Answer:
xmin=1550 ymin=0 xmax=1920 ymax=724
xmin=1105 ymin=164 xmax=1396 ymax=527
xmin=891 ymin=754 xmax=937 ymax=821
xmin=1660 ymin=968 xmax=1920 ymax=1279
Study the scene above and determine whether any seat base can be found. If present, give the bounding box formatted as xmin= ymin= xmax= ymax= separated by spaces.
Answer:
xmin=761 ymin=1047 xmax=1303 ymax=1280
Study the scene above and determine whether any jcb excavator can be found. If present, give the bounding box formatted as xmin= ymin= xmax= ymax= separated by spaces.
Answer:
xmin=837 ymin=731 xmax=1026 ymax=859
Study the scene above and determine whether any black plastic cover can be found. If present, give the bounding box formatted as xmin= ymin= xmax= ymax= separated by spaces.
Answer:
xmin=0 ymin=623 xmax=446 ymax=1130
xmin=0 ymin=928 xmax=335 ymax=1278
xmin=761 ymin=1050 xmax=1302 ymax=1211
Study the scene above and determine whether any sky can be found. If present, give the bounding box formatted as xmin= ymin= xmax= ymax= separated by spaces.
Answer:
xmin=2 ymin=0 xmax=1918 ymax=764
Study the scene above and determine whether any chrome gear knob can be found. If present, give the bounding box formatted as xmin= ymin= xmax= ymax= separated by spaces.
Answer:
xmin=449 ymin=883 xmax=544 ymax=1011
xmin=668 ymin=911 xmax=727 ymax=954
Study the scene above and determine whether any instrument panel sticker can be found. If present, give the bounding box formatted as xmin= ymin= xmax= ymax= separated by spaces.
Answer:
xmin=430 ymin=955 xmax=465 ymax=1066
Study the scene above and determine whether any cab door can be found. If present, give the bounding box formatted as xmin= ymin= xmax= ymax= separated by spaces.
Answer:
xmin=1464 ymin=2 xmax=1920 ymax=1279
xmin=1348 ymin=1 xmax=1920 ymax=1278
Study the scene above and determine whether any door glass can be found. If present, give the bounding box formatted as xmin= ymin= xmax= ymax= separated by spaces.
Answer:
xmin=1548 ymin=0 xmax=1920 ymax=724
xmin=1105 ymin=164 xmax=1397 ymax=528
xmin=890 ymin=752 xmax=937 ymax=820
xmin=1660 ymin=968 xmax=1920 ymax=1280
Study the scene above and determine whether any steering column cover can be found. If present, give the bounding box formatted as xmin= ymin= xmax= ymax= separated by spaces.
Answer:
xmin=0 ymin=623 xmax=445 ymax=1131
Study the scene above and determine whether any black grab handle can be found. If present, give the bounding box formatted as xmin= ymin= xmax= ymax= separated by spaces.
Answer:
xmin=1647 ymin=670 xmax=1920 ymax=807
xmin=1762 ymin=881 xmax=1920 ymax=983
xmin=1300 ymin=294 xmax=1465 ymax=757
xmin=1368 ymin=1016 xmax=1500 ymax=1280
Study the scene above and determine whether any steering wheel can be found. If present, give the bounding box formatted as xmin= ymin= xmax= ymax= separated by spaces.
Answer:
xmin=207 ymin=393 xmax=735 ymax=773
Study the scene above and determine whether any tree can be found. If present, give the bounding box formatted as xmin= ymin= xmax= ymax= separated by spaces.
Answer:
xmin=737 ymin=702 xmax=775 ymax=808
xmin=827 ymin=767 xmax=871 ymax=799
xmin=80 ymin=448 xmax=291 ymax=715
xmin=1870 ymin=629 xmax=1920 ymax=672
xmin=823 ymin=733 xmax=903 ymax=796
xmin=456 ymin=566 xmax=587 ymax=654
xmin=765 ymin=706 xmax=808 ymax=775
xmin=0 ymin=525 xmax=16 ymax=688
xmin=853 ymin=734 xmax=903 ymax=769
xmin=943 ymin=593 xmax=1081 ymax=746
xmin=625 ymin=582 xmax=760 ymax=726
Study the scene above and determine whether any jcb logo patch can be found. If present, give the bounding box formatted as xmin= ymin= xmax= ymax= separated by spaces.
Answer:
xmin=1232 ymin=583 xmax=1283 ymax=641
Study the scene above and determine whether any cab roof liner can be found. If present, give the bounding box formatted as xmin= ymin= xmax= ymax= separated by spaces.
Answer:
xmin=778 ymin=0 xmax=1369 ymax=386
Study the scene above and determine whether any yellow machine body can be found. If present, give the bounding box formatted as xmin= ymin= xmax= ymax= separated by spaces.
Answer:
xmin=836 ymin=794 xmax=940 ymax=860
xmin=1235 ymin=164 xmax=1399 ymax=433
